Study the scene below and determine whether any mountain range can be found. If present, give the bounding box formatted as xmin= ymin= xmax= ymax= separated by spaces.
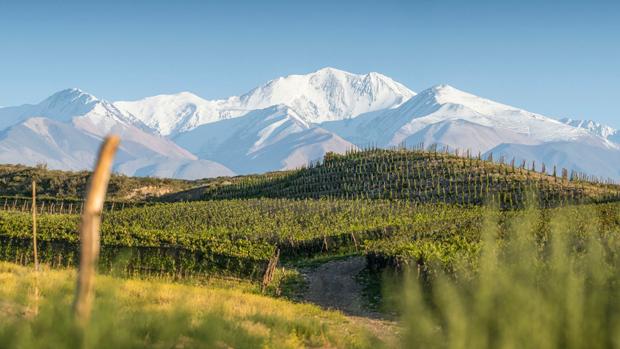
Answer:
xmin=1 ymin=67 xmax=618 ymax=180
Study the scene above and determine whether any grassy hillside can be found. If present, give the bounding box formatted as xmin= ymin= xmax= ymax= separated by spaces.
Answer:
xmin=0 ymin=164 xmax=199 ymax=201
xmin=159 ymin=148 xmax=620 ymax=208
xmin=3 ymin=148 xmax=618 ymax=208
xmin=0 ymin=262 xmax=391 ymax=348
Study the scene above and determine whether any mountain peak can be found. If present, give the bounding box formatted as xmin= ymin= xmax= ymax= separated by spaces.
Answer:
xmin=238 ymin=68 xmax=415 ymax=123
xmin=312 ymin=67 xmax=405 ymax=87
xmin=410 ymin=84 xmax=471 ymax=106
xmin=113 ymin=68 xmax=415 ymax=135
xmin=314 ymin=66 xmax=348 ymax=75
xmin=45 ymin=88 xmax=98 ymax=104
xmin=21 ymin=88 xmax=102 ymax=123
xmin=426 ymin=84 xmax=462 ymax=95
xmin=171 ymin=91 xmax=204 ymax=99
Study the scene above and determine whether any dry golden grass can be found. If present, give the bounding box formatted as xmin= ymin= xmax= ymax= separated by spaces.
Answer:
xmin=0 ymin=262 xmax=390 ymax=348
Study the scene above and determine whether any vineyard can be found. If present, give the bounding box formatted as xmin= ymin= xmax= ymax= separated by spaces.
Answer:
xmin=1 ymin=147 xmax=620 ymax=289
xmin=160 ymin=148 xmax=620 ymax=209
xmin=0 ymin=199 xmax=468 ymax=284
xmin=1 ymin=146 xmax=620 ymax=348
xmin=0 ymin=210 xmax=277 ymax=284
xmin=0 ymin=195 xmax=148 ymax=215
xmin=2 ymin=194 xmax=619 ymax=288
xmin=365 ymin=202 xmax=620 ymax=279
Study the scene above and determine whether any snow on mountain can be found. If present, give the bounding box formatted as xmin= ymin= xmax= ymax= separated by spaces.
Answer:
xmin=174 ymin=104 xmax=356 ymax=174
xmin=0 ymin=88 xmax=99 ymax=129
xmin=115 ymin=67 xmax=414 ymax=136
xmin=322 ymin=84 xmax=610 ymax=153
xmin=0 ymin=116 xmax=235 ymax=179
xmin=236 ymin=67 xmax=414 ymax=123
xmin=0 ymin=88 xmax=193 ymax=159
xmin=114 ymin=92 xmax=245 ymax=136
xmin=560 ymin=118 xmax=619 ymax=143
xmin=2 ymin=70 xmax=619 ymax=180
xmin=0 ymin=89 xmax=234 ymax=179
xmin=0 ymin=117 xmax=145 ymax=170
xmin=322 ymin=84 xmax=620 ymax=179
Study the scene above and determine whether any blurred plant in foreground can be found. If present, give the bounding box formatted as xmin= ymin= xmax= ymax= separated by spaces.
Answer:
xmin=401 ymin=204 xmax=620 ymax=349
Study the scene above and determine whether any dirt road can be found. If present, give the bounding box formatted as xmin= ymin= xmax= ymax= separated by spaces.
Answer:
xmin=301 ymin=256 xmax=401 ymax=346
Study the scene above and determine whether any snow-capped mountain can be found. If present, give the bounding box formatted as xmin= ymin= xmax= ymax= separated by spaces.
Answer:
xmin=0 ymin=88 xmax=102 ymax=130
xmin=174 ymin=105 xmax=356 ymax=174
xmin=115 ymin=67 xmax=414 ymax=136
xmin=323 ymin=85 xmax=600 ymax=150
xmin=0 ymin=89 xmax=234 ymax=179
xmin=114 ymin=91 xmax=244 ymax=136
xmin=1 ymin=68 xmax=618 ymax=180
xmin=322 ymin=84 xmax=620 ymax=179
xmin=0 ymin=117 xmax=134 ymax=170
xmin=561 ymin=118 xmax=619 ymax=144
xmin=236 ymin=67 xmax=414 ymax=123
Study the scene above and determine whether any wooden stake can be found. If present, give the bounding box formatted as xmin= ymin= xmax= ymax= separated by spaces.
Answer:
xmin=32 ymin=181 xmax=38 ymax=271
xmin=32 ymin=180 xmax=40 ymax=316
xmin=73 ymin=136 xmax=120 ymax=324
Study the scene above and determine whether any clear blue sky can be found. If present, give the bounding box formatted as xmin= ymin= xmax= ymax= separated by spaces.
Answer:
xmin=1 ymin=0 xmax=619 ymax=127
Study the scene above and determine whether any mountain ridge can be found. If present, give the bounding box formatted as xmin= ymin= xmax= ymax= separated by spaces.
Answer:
xmin=0 ymin=89 xmax=234 ymax=179
xmin=114 ymin=67 xmax=415 ymax=136
xmin=174 ymin=104 xmax=357 ymax=174
xmin=1 ymin=68 xmax=618 ymax=180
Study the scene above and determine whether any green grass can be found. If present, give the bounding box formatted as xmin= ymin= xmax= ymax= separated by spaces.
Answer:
xmin=0 ymin=262 xmax=388 ymax=349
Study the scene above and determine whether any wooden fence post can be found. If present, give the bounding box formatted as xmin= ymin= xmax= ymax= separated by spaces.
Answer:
xmin=32 ymin=181 xmax=38 ymax=271
xmin=31 ymin=180 xmax=40 ymax=316
xmin=73 ymin=136 xmax=120 ymax=325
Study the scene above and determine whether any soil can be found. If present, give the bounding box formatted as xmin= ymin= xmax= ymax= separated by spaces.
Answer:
xmin=301 ymin=256 xmax=401 ymax=346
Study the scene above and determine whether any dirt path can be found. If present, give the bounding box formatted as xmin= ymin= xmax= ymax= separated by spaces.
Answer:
xmin=301 ymin=257 xmax=401 ymax=345
xmin=303 ymin=257 xmax=372 ymax=317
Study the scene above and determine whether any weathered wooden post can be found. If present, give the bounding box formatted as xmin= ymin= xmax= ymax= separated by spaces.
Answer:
xmin=32 ymin=181 xmax=38 ymax=271
xmin=73 ymin=136 xmax=120 ymax=324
